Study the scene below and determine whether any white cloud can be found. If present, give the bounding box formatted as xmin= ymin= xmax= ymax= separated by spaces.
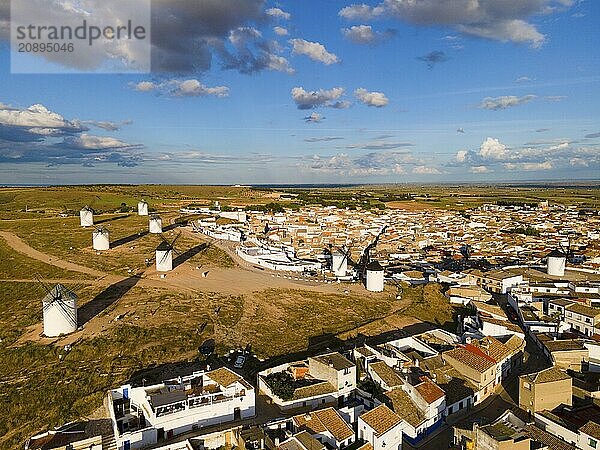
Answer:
xmin=133 ymin=81 xmax=156 ymax=92
xmin=469 ymin=165 xmax=492 ymax=173
xmin=170 ymin=79 xmax=229 ymax=98
xmin=341 ymin=25 xmax=394 ymax=44
xmin=266 ymin=7 xmax=291 ymax=20
xmin=354 ymin=88 xmax=389 ymax=107
xmin=132 ymin=79 xmax=229 ymax=98
xmin=458 ymin=19 xmax=545 ymax=48
xmin=338 ymin=0 xmax=571 ymax=48
xmin=339 ymin=4 xmax=386 ymax=21
xmin=455 ymin=150 xmax=468 ymax=162
xmin=545 ymin=95 xmax=567 ymax=102
xmin=61 ymin=133 xmax=138 ymax=150
xmin=479 ymin=137 xmax=510 ymax=160
xmin=0 ymin=103 xmax=84 ymax=140
xmin=304 ymin=112 xmax=325 ymax=123
xmin=303 ymin=150 xmax=415 ymax=176
xmin=515 ymin=76 xmax=533 ymax=83
xmin=452 ymin=136 xmax=600 ymax=175
xmin=413 ymin=165 xmax=441 ymax=174
xmin=479 ymin=95 xmax=536 ymax=110
xmin=289 ymin=39 xmax=339 ymax=65
xmin=504 ymin=161 xmax=553 ymax=171
xmin=291 ymin=87 xmax=345 ymax=110
xmin=273 ymin=26 xmax=289 ymax=36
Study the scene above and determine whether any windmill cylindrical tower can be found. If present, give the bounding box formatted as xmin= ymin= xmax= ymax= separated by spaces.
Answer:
xmin=547 ymin=249 xmax=566 ymax=276
xmin=156 ymin=241 xmax=173 ymax=272
xmin=138 ymin=200 xmax=149 ymax=216
xmin=43 ymin=284 xmax=78 ymax=337
xmin=149 ymin=215 xmax=163 ymax=234
xmin=80 ymin=206 xmax=94 ymax=227
xmin=366 ymin=260 xmax=384 ymax=292
xmin=332 ymin=251 xmax=348 ymax=277
xmin=92 ymin=227 xmax=110 ymax=251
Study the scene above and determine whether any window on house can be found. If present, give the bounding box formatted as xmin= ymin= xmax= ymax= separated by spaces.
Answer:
xmin=448 ymin=406 xmax=453 ymax=414
xmin=589 ymin=438 xmax=597 ymax=448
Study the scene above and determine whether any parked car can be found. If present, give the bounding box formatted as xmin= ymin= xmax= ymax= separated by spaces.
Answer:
xmin=234 ymin=355 xmax=246 ymax=369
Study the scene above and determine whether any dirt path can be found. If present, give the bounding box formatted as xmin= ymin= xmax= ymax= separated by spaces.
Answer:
xmin=0 ymin=231 xmax=108 ymax=278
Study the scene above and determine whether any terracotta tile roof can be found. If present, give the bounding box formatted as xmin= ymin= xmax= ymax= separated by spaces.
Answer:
xmin=524 ymin=424 xmax=577 ymax=450
xmin=504 ymin=334 xmax=526 ymax=352
xmin=383 ymin=388 xmax=426 ymax=428
xmin=544 ymin=339 xmax=586 ymax=353
xmin=471 ymin=336 xmax=515 ymax=362
xmin=415 ymin=377 xmax=445 ymax=404
xmin=579 ymin=421 xmax=600 ymax=440
xmin=521 ymin=367 xmax=571 ymax=384
xmin=443 ymin=347 xmax=495 ymax=374
xmin=472 ymin=301 xmax=507 ymax=319
xmin=292 ymin=381 xmax=337 ymax=400
xmin=360 ymin=404 xmax=403 ymax=436
xmin=566 ymin=303 xmax=600 ymax=318
xmin=355 ymin=346 xmax=374 ymax=357
xmin=356 ymin=443 xmax=373 ymax=450
xmin=293 ymin=408 xmax=354 ymax=442
xmin=482 ymin=317 xmax=524 ymax=333
xmin=287 ymin=431 xmax=326 ymax=450
xmin=311 ymin=352 xmax=355 ymax=371
xmin=206 ymin=367 xmax=242 ymax=387
xmin=369 ymin=361 xmax=403 ymax=388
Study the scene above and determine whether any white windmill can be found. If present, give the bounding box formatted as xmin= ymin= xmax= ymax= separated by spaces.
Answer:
xmin=92 ymin=226 xmax=110 ymax=251
xmin=138 ymin=199 xmax=149 ymax=216
xmin=331 ymin=245 xmax=351 ymax=277
xmin=41 ymin=283 xmax=78 ymax=337
xmin=149 ymin=214 xmax=163 ymax=234
xmin=365 ymin=260 xmax=384 ymax=292
xmin=79 ymin=205 xmax=94 ymax=227
xmin=153 ymin=233 xmax=181 ymax=272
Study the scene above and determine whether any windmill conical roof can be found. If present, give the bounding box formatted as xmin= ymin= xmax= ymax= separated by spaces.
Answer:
xmin=156 ymin=241 xmax=172 ymax=251
xmin=43 ymin=284 xmax=77 ymax=303
xmin=547 ymin=249 xmax=566 ymax=258
xmin=366 ymin=260 xmax=383 ymax=271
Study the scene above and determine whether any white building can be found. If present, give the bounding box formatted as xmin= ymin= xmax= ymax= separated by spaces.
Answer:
xmin=358 ymin=405 xmax=403 ymax=450
xmin=107 ymin=367 xmax=255 ymax=450
xmin=220 ymin=211 xmax=247 ymax=223
xmin=292 ymin=407 xmax=355 ymax=449
xmin=258 ymin=352 xmax=356 ymax=412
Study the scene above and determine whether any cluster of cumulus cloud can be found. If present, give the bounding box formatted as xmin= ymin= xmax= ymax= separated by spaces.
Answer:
xmin=452 ymin=136 xmax=600 ymax=174
xmin=0 ymin=103 xmax=141 ymax=167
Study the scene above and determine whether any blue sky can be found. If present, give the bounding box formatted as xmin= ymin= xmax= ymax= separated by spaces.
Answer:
xmin=0 ymin=0 xmax=598 ymax=184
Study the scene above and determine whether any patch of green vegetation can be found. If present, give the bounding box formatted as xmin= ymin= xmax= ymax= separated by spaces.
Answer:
xmin=0 ymin=215 xmax=233 ymax=276
xmin=243 ymin=289 xmax=394 ymax=357
xmin=264 ymin=371 xmax=296 ymax=400
xmin=0 ymin=238 xmax=89 ymax=280
xmin=0 ymin=324 xmax=207 ymax=449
